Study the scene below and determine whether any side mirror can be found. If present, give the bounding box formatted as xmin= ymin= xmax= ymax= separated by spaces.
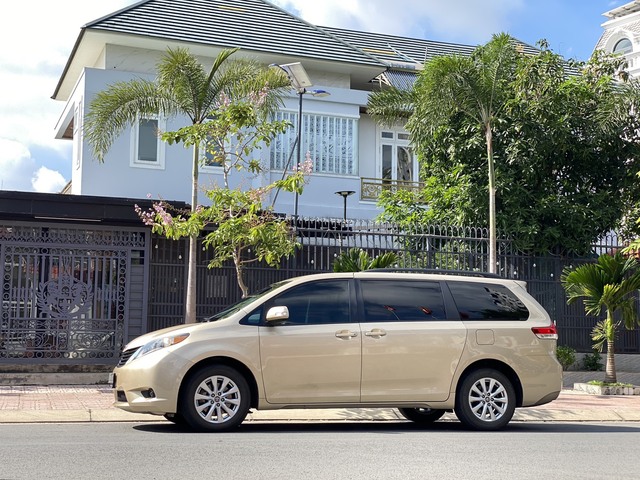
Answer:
xmin=266 ymin=306 xmax=289 ymax=323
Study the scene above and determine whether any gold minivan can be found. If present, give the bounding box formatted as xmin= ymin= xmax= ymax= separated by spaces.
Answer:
xmin=111 ymin=271 xmax=562 ymax=431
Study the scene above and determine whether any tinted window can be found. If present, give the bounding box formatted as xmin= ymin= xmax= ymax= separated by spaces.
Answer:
xmin=448 ymin=282 xmax=529 ymax=320
xmin=361 ymin=280 xmax=446 ymax=322
xmin=271 ymin=280 xmax=350 ymax=325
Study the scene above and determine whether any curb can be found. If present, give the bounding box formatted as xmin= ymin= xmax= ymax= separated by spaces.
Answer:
xmin=2 ymin=407 xmax=640 ymax=424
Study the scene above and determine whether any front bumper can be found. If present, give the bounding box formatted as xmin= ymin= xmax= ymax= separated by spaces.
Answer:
xmin=112 ymin=350 xmax=187 ymax=415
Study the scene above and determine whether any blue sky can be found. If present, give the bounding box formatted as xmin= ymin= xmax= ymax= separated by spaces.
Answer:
xmin=0 ymin=0 xmax=628 ymax=193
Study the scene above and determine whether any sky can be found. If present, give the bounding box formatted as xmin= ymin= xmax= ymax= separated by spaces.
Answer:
xmin=0 ymin=0 xmax=629 ymax=193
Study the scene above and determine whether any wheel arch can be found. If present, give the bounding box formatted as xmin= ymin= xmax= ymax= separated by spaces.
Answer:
xmin=455 ymin=359 xmax=523 ymax=407
xmin=179 ymin=356 xmax=260 ymax=410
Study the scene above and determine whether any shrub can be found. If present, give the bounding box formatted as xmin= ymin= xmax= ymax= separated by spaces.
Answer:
xmin=555 ymin=345 xmax=576 ymax=371
xmin=582 ymin=350 xmax=604 ymax=371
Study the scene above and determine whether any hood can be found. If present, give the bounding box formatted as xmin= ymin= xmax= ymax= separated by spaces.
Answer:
xmin=124 ymin=323 xmax=197 ymax=350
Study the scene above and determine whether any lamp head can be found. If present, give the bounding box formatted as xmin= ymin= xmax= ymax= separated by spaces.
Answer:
xmin=335 ymin=190 xmax=356 ymax=198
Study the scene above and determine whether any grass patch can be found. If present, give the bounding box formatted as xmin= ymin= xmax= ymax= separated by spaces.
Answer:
xmin=587 ymin=380 xmax=633 ymax=387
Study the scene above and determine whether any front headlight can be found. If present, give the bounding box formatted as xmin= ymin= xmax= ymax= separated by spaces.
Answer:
xmin=127 ymin=333 xmax=190 ymax=364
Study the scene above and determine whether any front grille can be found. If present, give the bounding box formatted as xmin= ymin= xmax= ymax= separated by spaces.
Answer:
xmin=117 ymin=347 xmax=140 ymax=367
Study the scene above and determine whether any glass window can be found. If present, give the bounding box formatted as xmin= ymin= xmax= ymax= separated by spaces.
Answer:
xmin=379 ymin=128 xmax=415 ymax=182
xmin=270 ymin=280 xmax=350 ymax=325
xmin=613 ymin=38 xmax=633 ymax=55
xmin=270 ymin=111 xmax=357 ymax=175
xmin=360 ymin=280 xmax=446 ymax=322
xmin=138 ymin=119 xmax=158 ymax=162
xmin=448 ymin=282 xmax=529 ymax=321
xmin=131 ymin=117 xmax=165 ymax=169
xmin=202 ymin=137 xmax=223 ymax=168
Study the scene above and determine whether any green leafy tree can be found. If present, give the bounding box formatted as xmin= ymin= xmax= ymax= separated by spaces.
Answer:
xmin=85 ymin=47 xmax=289 ymax=322
xmin=136 ymin=98 xmax=309 ymax=299
xmin=371 ymin=39 xmax=640 ymax=257
xmin=561 ymin=253 xmax=640 ymax=383
xmin=370 ymin=33 xmax=518 ymax=273
xmin=332 ymin=248 xmax=398 ymax=272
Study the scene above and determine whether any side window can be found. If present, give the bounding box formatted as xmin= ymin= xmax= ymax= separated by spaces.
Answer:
xmin=448 ymin=282 xmax=529 ymax=321
xmin=130 ymin=117 xmax=165 ymax=169
xmin=243 ymin=307 xmax=263 ymax=326
xmin=270 ymin=280 xmax=350 ymax=325
xmin=360 ymin=280 xmax=446 ymax=322
xmin=202 ymin=135 xmax=224 ymax=169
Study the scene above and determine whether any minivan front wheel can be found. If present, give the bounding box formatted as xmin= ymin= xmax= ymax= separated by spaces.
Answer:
xmin=180 ymin=365 xmax=250 ymax=432
xmin=398 ymin=407 xmax=446 ymax=425
xmin=454 ymin=369 xmax=515 ymax=431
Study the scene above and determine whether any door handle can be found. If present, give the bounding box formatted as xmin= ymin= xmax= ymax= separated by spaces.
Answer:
xmin=364 ymin=329 xmax=387 ymax=338
xmin=335 ymin=330 xmax=358 ymax=339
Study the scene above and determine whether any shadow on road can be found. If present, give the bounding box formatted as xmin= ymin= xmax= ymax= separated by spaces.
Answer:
xmin=133 ymin=420 xmax=640 ymax=435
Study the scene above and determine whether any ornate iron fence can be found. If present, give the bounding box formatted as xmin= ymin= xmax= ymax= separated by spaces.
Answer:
xmin=148 ymin=219 xmax=639 ymax=353
xmin=0 ymin=223 xmax=149 ymax=364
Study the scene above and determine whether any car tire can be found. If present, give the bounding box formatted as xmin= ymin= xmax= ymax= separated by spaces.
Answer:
xmin=180 ymin=365 xmax=250 ymax=432
xmin=454 ymin=368 xmax=516 ymax=431
xmin=398 ymin=407 xmax=446 ymax=424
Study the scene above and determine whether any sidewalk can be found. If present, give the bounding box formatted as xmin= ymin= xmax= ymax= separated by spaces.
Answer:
xmin=1 ymin=384 xmax=639 ymax=424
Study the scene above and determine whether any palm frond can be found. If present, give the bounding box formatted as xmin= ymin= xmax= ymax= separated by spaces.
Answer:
xmin=367 ymin=87 xmax=415 ymax=126
xmin=84 ymin=80 xmax=175 ymax=161
xmin=368 ymin=252 xmax=398 ymax=269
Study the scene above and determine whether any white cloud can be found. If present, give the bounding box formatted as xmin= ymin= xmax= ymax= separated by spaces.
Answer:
xmin=0 ymin=139 xmax=67 ymax=193
xmin=273 ymin=0 xmax=525 ymax=44
xmin=32 ymin=167 xmax=68 ymax=193
xmin=0 ymin=139 xmax=37 ymax=191
xmin=0 ymin=1 xmax=134 ymax=193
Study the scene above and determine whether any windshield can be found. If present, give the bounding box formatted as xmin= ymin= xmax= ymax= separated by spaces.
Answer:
xmin=203 ymin=280 xmax=291 ymax=322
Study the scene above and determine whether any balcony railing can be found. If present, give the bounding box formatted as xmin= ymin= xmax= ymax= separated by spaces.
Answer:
xmin=360 ymin=177 xmax=424 ymax=201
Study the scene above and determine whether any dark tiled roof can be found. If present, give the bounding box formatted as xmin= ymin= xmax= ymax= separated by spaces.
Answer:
xmin=379 ymin=70 xmax=418 ymax=90
xmin=322 ymin=26 xmax=476 ymax=67
xmin=324 ymin=27 xmax=544 ymax=89
xmin=85 ymin=0 xmax=382 ymax=67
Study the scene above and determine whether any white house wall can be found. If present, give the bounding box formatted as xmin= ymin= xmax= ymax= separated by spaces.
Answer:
xmin=73 ymin=49 xmax=383 ymax=219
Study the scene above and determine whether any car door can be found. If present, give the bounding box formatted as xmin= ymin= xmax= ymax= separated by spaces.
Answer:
xmin=259 ymin=278 xmax=362 ymax=404
xmin=358 ymin=279 xmax=466 ymax=402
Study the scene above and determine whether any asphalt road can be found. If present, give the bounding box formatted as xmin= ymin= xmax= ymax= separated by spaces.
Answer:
xmin=3 ymin=421 xmax=640 ymax=479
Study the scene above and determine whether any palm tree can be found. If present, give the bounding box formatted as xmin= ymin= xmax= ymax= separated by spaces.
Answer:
xmin=561 ymin=253 xmax=640 ymax=383
xmin=333 ymin=248 xmax=397 ymax=272
xmin=368 ymin=33 xmax=518 ymax=273
xmin=85 ymin=47 xmax=289 ymax=323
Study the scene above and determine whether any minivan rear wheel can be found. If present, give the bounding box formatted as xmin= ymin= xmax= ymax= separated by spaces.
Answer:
xmin=454 ymin=368 xmax=515 ymax=431
xmin=180 ymin=365 xmax=250 ymax=432
xmin=398 ymin=407 xmax=446 ymax=425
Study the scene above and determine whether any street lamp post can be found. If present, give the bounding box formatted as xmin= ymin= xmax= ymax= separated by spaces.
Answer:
xmin=270 ymin=62 xmax=329 ymax=223
xmin=335 ymin=190 xmax=355 ymax=222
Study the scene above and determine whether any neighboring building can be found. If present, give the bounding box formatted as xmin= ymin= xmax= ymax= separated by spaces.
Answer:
xmin=596 ymin=0 xmax=640 ymax=77
xmin=53 ymin=0 xmax=533 ymax=220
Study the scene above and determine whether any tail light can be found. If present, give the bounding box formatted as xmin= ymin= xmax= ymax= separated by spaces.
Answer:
xmin=532 ymin=323 xmax=558 ymax=340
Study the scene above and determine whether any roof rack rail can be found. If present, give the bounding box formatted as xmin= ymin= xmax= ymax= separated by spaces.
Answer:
xmin=363 ymin=268 xmax=503 ymax=278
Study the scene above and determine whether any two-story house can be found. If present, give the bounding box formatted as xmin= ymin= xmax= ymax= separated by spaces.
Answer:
xmin=52 ymin=0 xmax=486 ymax=220
xmin=595 ymin=0 xmax=640 ymax=78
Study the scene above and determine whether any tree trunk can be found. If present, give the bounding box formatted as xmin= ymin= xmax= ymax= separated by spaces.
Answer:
xmin=184 ymin=145 xmax=200 ymax=324
xmin=604 ymin=312 xmax=617 ymax=383
xmin=234 ymin=251 xmax=249 ymax=298
xmin=485 ymin=124 xmax=497 ymax=274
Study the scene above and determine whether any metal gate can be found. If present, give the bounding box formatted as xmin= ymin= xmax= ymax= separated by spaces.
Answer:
xmin=0 ymin=223 xmax=148 ymax=364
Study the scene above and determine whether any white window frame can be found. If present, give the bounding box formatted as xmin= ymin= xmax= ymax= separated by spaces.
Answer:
xmin=73 ymin=99 xmax=83 ymax=170
xmin=376 ymin=126 xmax=417 ymax=182
xmin=199 ymin=135 xmax=225 ymax=173
xmin=270 ymin=110 xmax=358 ymax=176
xmin=130 ymin=117 xmax=166 ymax=169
